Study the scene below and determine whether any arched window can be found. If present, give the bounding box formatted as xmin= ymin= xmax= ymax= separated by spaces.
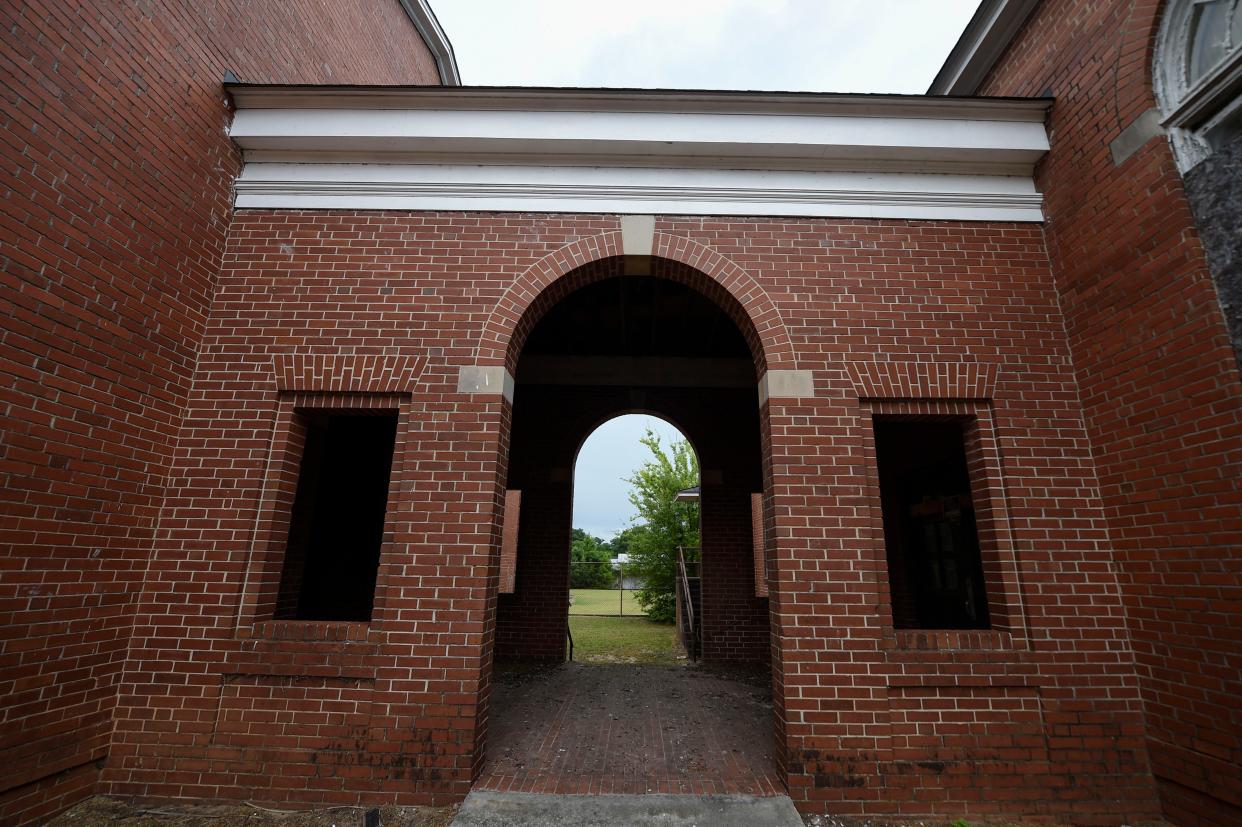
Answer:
xmin=1155 ymin=0 xmax=1242 ymax=170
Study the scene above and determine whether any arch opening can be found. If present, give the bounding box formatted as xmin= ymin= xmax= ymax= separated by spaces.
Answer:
xmin=568 ymin=413 xmax=697 ymax=665
xmin=477 ymin=257 xmax=781 ymax=796
xmin=495 ymin=253 xmax=778 ymax=377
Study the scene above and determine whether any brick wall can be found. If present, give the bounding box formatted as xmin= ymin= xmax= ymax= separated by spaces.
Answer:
xmin=103 ymin=212 xmax=615 ymax=810
xmin=0 ymin=3 xmax=439 ymax=823
xmin=977 ymin=2 xmax=1242 ymax=823
xmin=663 ymin=216 xmax=1158 ymax=821
xmin=497 ymin=481 xmax=574 ymax=662
xmin=100 ymin=210 xmax=1161 ymax=822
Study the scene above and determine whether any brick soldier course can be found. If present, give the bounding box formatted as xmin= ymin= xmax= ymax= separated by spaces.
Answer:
xmin=2 ymin=1 xmax=1239 ymax=826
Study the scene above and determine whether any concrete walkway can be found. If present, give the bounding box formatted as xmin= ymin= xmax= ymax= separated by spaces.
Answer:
xmin=450 ymin=791 xmax=804 ymax=827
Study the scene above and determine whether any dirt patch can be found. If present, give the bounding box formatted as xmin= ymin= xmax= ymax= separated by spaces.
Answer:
xmin=47 ymin=796 xmax=457 ymax=827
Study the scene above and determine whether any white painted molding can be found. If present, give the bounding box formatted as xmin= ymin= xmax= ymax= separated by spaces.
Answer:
xmin=758 ymin=370 xmax=815 ymax=406
xmin=928 ymin=0 xmax=1043 ymax=95
xmin=396 ymin=0 xmax=461 ymax=86
xmin=234 ymin=163 xmax=1044 ymax=221
xmin=227 ymin=87 xmax=1050 ymax=222
xmin=226 ymin=86 xmax=1054 ymax=120
xmin=229 ymin=106 xmax=1048 ymax=174
xmin=1154 ymin=2 xmax=1242 ymax=173
xmin=457 ymin=365 xmax=515 ymax=402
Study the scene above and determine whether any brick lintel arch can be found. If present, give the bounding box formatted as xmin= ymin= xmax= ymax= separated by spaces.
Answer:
xmin=476 ymin=230 xmax=796 ymax=375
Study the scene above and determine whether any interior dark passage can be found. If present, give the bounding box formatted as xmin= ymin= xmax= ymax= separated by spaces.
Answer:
xmin=276 ymin=411 xmax=397 ymax=621
xmin=483 ymin=258 xmax=778 ymax=795
xmin=875 ymin=418 xmax=990 ymax=630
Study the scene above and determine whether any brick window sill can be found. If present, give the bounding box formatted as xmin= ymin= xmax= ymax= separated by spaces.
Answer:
xmin=893 ymin=628 xmax=1014 ymax=651
xmin=230 ymin=620 xmax=380 ymax=679
xmin=242 ymin=619 xmax=371 ymax=643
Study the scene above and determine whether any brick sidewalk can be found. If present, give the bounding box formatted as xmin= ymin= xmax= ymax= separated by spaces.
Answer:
xmin=476 ymin=663 xmax=782 ymax=796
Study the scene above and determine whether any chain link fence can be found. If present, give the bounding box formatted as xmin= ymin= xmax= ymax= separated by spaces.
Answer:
xmin=569 ymin=560 xmax=642 ymax=616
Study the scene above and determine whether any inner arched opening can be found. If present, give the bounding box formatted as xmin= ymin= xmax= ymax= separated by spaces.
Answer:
xmin=480 ymin=258 xmax=780 ymax=795
xmin=569 ymin=413 xmax=697 ymax=665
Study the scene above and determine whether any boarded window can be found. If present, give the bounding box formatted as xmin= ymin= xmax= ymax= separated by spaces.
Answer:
xmin=276 ymin=411 xmax=398 ymax=621
xmin=875 ymin=418 xmax=990 ymax=630
xmin=500 ymin=490 xmax=521 ymax=594
xmin=751 ymin=492 xmax=768 ymax=597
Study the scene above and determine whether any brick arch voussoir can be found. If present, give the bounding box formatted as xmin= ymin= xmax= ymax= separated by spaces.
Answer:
xmin=653 ymin=234 xmax=796 ymax=371
xmin=1112 ymin=0 xmax=1167 ymax=126
xmin=477 ymin=232 xmax=622 ymax=366
xmin=476 ymin=230 xmax=795 ymax=374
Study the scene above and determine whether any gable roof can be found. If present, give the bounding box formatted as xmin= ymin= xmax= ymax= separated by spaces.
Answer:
xmin=928 ymin=0 xmax=1042 ymax=95
xmin=398 ymin=0 xmax=461 ymax=85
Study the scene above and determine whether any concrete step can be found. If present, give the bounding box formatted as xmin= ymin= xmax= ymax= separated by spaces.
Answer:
xmin=450 ymin=791 xmax=803 ymax=827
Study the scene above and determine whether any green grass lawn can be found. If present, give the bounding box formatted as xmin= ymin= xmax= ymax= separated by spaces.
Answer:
xmin=569 ymin=588 xmax=643 ymax=616
xmin=567 ymin=615 xmax=682 ymax=665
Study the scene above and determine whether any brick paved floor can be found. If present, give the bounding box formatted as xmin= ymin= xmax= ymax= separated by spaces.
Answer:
xmin=476 ymin=662 xmax=783 ymax=796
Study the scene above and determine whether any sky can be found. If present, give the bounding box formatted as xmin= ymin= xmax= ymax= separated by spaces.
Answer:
xmin=434 ymin=0 xmax=981 ymax=94
xmin=573 ymin=415 xmax=689 ymax=540
xmin=434 ymin=2 xmax=980 ymax=538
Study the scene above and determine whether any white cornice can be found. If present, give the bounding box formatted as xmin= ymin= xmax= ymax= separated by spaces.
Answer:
xmin=227 ymin=85 xmax=1050 ymax=222
xmin=396 ymin=1 xmax=460 ymax=86
xmin=227 ymin=84 xmax=1050 ymax=121
xmin=230 ymin=107 xmax=1047 ymax=175
xmin=929 ymin=0 xmax=1043 ymax=95
xmin=233 ymin=164 xmax=1044 ymax=221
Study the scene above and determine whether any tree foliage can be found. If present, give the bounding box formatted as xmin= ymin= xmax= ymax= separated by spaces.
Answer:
xmin=570 ymin=528 xmax=615 ymax=588
xmin=624 ymin=429 xmax=700 ymax=623
xmin=605 ymin=525 xmax=640 ymax=559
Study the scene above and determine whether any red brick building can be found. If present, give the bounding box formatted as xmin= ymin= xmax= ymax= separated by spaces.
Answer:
xmin=1 ymin=1 xmax=1239 ymax=825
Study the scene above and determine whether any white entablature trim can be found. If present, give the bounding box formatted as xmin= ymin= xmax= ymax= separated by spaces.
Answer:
xmin=234 ymin=163 xmax=1043 ymax=221
xmin=227 ymin=86 xmax=1051 ymax=222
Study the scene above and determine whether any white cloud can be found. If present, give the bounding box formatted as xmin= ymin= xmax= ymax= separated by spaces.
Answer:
xmin=434 ymin=0 xmax=981 ymax=93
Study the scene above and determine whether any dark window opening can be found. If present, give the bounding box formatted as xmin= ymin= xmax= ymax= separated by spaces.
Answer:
xmin=276 ymin=411 xmax=398 ymax=621
xmin=875 ymin=418 xmax=990 ymax=630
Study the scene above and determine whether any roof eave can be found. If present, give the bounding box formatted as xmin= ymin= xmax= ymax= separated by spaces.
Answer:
xmin=224 ymin=83 xmax=1053 ymax=122
xmin=397 ymin=0 xmax=461 ymax=86
xmin=928 ymin=0 xmax=1042 ymax=95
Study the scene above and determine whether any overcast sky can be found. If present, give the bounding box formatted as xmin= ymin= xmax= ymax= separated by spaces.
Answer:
xmin=435 ymin=2 xmax=979 ymax=538
xmin=573 ymin=415 xmax=689 ymax=539
xmin=435 ymin=0 xmax=980 ymax=93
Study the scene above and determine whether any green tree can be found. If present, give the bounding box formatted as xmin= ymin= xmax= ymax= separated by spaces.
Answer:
xmin=624 ymin=429 xmax=700 ymax=622
xmin=570 ymin=528 xmax=614 ymax=588
xmin=604 ymin=525 xmax=640 ymax=558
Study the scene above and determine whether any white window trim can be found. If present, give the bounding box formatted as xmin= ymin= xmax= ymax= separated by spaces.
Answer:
xmin=1155 ymin=0 xmax=1242 ymax=171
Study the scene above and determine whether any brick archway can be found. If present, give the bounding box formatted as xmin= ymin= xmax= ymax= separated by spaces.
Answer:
xmin=475 ymin=229 xmax=791 ymax=793
xmin=475 ymin=230 xmax=796 ymax=374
